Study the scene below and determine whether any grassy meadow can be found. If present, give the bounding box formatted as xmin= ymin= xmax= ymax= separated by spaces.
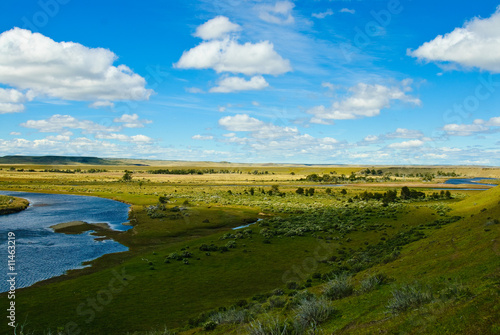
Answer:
xmin=0 ymin=162 xmax=498 ymax=334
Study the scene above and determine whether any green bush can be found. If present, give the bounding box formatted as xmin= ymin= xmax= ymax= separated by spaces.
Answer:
xmin=268 ymin=296 xmax=287 ymax=309
xmin=438 ymin=281 xmax=473 ymax=301
xmin=209 ymin=308 xmax=247 ymax=324
xmin=360 ymin=273 xmax=390 ymax=293
xmin=387 ymin=282 xmax=433 ymax=313
xmin=248 ymin=316 xmax=290 ymax=335
xmin=202 ymin=320 xmax=217 ymax=331
xmin=323 ymin=274 xmax=354 ymax=300
xmin=294 ymin=295 xmax=335 ymax=327
xmin=166 ymin=252 xmax=181 ymax=261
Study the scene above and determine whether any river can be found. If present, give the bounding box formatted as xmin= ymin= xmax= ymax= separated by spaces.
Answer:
xmin=0 ymin=191 xmax=130 ymax=292
xmin=444 ymin=177 xmax=498 ymax=187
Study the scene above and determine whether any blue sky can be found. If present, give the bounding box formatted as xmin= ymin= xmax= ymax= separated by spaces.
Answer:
xmin=0 ymin=0 xmax=499 ymax=165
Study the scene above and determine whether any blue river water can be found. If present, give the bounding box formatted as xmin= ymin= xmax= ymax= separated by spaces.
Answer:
xmin=0 ymin=191 xmax=131 ymax=292
xmin=444 ymin=177 xmax=498 ymax=187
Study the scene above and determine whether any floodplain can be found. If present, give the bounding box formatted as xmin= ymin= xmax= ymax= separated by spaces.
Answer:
xmin=0 ymin=161 xmax=498 ymax=334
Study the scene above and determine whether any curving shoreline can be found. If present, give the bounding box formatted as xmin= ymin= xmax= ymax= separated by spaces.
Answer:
xmin=50 ymin=220 xmax=113 ymax=234
xmin=0 ymin=195 xmax=29 ymax=215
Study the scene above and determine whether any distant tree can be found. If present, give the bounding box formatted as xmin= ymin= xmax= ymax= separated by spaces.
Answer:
xmin=122 ymin=170 xmax=132 ymax=182
xmin=306 ymin=188 xmax=315 ymax=196
xmin=249 ymin=187 xmax=255 ymax=196
xmin=383 ymin=190 xmax=398 ymax=203
xmin=296 ymin=187 xmax=304 ymax=195
xmin=306 ymin=174 xmax=320 ymax=182
xmin=400 ymin=186 xmax=411 ymax=200
xmin=325 ymin=188 xmax=332 ymax=195
xmin=445 ymin=190 xmax=452 ymax=199
xmin=340 ymin=189 xmax=347 ymax=195
xmin=401 ymin=186 xmax=425 ymax=200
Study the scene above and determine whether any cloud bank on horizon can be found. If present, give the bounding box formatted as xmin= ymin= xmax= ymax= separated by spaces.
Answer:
xmin=0 ymin=0 xmax=499 ymax=165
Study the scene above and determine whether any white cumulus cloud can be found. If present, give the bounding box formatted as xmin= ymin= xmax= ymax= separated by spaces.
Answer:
xmin=113 ymin=113 xmax=152 ymax=128
xmin=486 ymin=116 xmax=500 ymax=126
xmin=364 ymin=135 xmax=379 ymax=142
xmin=307 ymin=81 xmax=421 ymax=124
xmin=0 ymin=88 xmax=34 ymax=114
xmin=340 ymin=8 xmax=355 ymax=14
xmin=386 ymin=128 xmax=425 ymax=139
xmin=175 ymin=38 xmax=291 ymax=76
xmin=21 ymin=114 xmax=118 ymax=134
xmin=218 ymin=114 xmax=265 ymax=131
xmin=257 ymin=1 xmax=295 ymax=25
xmin=443 ymin=123 xmax=488 ymax=136
xmin=94 ymin=133 xmax=153 ymax=143
xmin=388 ymin=139 xmax=424 ymax=149
xmin=442 ymin=116 xmax=500 ymax=136
xmin=194 ymin=16 xmax=241 ymax=40
xmin=409 ymin=8 xmax=500 ymax=73
xmin=312 ymin=9 xmax=333 ymax=19
xmin=192 ymin=134 xmax=214 ymax=140
xmin=210 ymin=75 xmax=269 ymax=93
xmin=0 ymin=28 xmax=153 ymax=103
xmin=89 ymin=101 xmax=115 ymax=109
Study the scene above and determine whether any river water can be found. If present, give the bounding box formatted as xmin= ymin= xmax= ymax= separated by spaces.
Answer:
xmin=444 ymin=177 xmax=498 ymax=187
xmin=0 ymin=191 xmax=130 ymax=292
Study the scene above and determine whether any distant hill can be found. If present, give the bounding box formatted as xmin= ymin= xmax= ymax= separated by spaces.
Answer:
xmin=0 ymin=155 xmax=123 ymax=165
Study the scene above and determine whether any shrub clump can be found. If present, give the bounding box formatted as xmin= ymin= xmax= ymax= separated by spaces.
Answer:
xmin=248 ymin=316 xmax=289 ymax=335
xmin=202 ymin=320 xmax=217 ymax=331
xmin=209 ymin=308 xmax=248 ymax=324
xmin=387 ymin=282 xmax=433 ymax=313
xmin=294 ymin=295 xmax=335 ymax=333
xmin=438 ymin=280 xmax=473 ymax=301
xmin=360 ymin=273 xmax=390 ymax=293
xmin=323 ymin=274 xmax=354 ymax=300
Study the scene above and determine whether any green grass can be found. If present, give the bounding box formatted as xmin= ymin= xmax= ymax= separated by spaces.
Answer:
xmin=0 ymin=194 xmax=29 ymax=214
xmin=0 ymin=166 xmax=498 ymax=334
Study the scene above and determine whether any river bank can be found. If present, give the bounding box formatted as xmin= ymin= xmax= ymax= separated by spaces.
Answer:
xmin=0 ymin=195 xmax=29 ymax=215
xmin=0 ymin=190 xmax=130 ymax=292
